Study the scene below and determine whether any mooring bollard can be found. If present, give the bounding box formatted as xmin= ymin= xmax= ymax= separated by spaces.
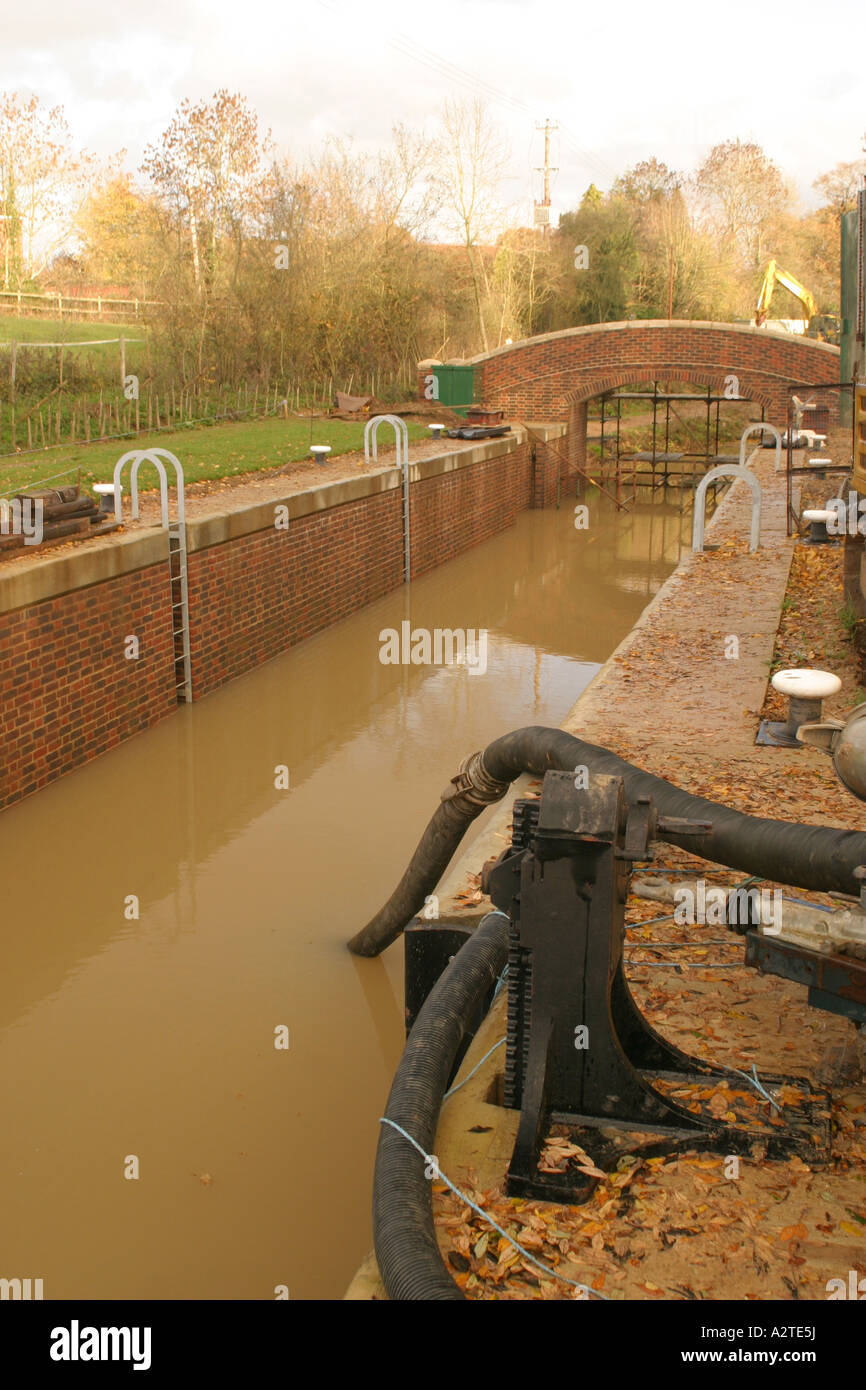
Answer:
xmin=93 ymin=482 xmax=122 ymax=515
xmin=801 ymin=509 xmax=836 ymax=545
xmin=757 ymin=668 xmax=842 ymax=747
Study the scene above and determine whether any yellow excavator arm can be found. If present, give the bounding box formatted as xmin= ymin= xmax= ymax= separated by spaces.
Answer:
xmin=755 ymin=260 xmax=818 ymax=326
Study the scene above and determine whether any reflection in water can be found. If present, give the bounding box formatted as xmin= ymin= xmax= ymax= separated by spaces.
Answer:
xmin=0 ymin=491 xmax=691 ymax=1299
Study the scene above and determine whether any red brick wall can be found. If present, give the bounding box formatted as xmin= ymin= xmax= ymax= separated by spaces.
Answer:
xmin=529 ymin=436 xmax=558 ymax=508
xmin=0 ymin=439 xmax=542 ymax=809
xmin=186 ymin=489 xmax=405 ymax=699
xmin=473 ymin=324 xmax=840 ymax=426
xmin=0 ymin=562 xmax=176 ymax=810
xmin=409 ymin=440 xmax=532 ymax=579
xmin=187 ymin=442 xmax=534 ymax=697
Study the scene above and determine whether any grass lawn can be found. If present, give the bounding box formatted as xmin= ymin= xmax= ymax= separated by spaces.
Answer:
xmin=0 ymin=413 xmax=430 ymax=498
xmin=0 ymin=314 xmax=142 ymax=343
xmin=0 ymin=312 xmax=150 ymax=377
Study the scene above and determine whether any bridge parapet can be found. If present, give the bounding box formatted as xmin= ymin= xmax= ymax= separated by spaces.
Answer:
xmin=469 ymin=321 xmax=840 ymax=428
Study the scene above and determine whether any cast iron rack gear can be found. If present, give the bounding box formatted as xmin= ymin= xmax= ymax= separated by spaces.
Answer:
xmin=475 ymin=770 xmax=831 ymax=1204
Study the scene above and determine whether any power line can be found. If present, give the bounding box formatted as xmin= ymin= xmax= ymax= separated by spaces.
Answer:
xmin=315 ymin=0 xmax=621 ymax=191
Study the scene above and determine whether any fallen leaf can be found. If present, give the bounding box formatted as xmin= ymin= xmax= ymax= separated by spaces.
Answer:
xmin=779 ymin=1223 xmax=808 ymax=1242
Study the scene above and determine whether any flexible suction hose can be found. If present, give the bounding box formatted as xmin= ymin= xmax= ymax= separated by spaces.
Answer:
xmin=349 ymin=725 xmax=866 ymax=956
xmin=373 ymin=911 xmax=509 ymax=1301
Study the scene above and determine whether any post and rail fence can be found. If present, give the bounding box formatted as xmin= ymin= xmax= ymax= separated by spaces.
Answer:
xmin=0 ymin=290 xmax=163 ymax=322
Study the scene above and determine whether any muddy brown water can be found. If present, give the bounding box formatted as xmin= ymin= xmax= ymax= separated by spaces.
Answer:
xmin=0 ymin=492 xmax=693 ymax=1299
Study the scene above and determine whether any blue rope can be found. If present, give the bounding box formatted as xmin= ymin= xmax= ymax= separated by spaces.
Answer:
xmin=722 ymin=1062 xmax=782 ymax=1113
xmin=444 ymin=1038 xmax=505 ymax=1100
xmin=781 ymin=893 xmax=839 ymax=914
xmin=379 ymin=1117 xmax=607 ymax=1300
xmin=492 ymin=964 xmax=509 ymax=1002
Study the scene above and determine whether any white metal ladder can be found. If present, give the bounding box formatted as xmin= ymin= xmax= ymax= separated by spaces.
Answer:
xmin=113 ymin=448 xmax=192 ymax=702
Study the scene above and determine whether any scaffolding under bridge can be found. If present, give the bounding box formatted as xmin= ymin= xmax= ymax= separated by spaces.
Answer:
xmin=587 ymin=381 xmax=765 ymax=506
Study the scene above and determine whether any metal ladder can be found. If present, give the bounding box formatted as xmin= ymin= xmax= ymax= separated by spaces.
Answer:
xmin=168 ymin=521 xmax=192 ymax=702
xmin=113 ymin=448 xmax=192 ymax=703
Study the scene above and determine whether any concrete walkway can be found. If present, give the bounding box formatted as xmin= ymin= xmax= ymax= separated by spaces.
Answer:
xmin=566 ymin=447 xmax=793 ymax=760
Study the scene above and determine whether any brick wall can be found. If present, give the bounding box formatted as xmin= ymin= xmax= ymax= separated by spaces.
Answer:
xmin=0 ymin=562 xmax=176 ymax=810
xmin=528 ymin=433 xmax=558 ymax=509
xmin=186 ymin=488 xmax=405 ymax=699
xmin=187 ymin=440 xmax=534 ymax=697
xmin=0 ymin=435 xmax=549 ymax=809
xmin=470 ymin=322 xmax=840 ymax=436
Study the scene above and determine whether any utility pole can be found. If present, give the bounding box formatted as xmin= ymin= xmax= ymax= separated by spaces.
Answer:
xmin=534 ymin=119 xmax=558 ymax=234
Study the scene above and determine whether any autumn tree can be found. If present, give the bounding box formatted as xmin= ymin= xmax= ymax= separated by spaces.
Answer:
xmin=611 ymin=157 xmax=681 ymax=206
xmin=0 ymin=92 xmax=101 ymax=286
xmin=612 ymin=159 xmax=732 ymax=319
xmin=141 ymin=91 xmax=274 ymax=293
xmin=796 ymin=158 xmax=866 ymax=314
xmin=550 ymin=188 xmax=638 ymax=326
xmin=76 ymin=173 xmax=165 ymax=294
xmin=814 ymin=158 xmax=866 ymax=213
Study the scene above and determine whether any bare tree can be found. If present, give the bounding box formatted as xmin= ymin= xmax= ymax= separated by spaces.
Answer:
xmin=491 ymin=224 xmax=557 ymax=344
xmin=373 ymin=123 xmax=439 ymax=240
xmin=431 ymin=98 xmax=510 ymax=353
xmin=691 ymin=138 xmax=791 ymax=269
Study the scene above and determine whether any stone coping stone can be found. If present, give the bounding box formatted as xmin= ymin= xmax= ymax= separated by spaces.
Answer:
xmin=0 ymin=528 xmax=170 ymax=615
xmin=0 ymin=425 xmax=566 ymax=609
xmin=184 ymin=424 xmax=564 ymax=554
xmin=469 ymin=320 xmax=841 ymax=364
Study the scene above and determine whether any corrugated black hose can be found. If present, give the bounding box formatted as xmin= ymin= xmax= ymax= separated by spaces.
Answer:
xmin=349 ymin=724 xmax=866 ymax=957
xmin=372 ymin=910 xmax=509 ymax=1301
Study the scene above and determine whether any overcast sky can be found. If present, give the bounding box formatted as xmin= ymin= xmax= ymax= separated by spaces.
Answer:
xmin=2 ymin=0 xmax=863 ymax=218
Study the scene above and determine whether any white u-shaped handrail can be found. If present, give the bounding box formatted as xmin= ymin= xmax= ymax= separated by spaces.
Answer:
xmin=739 ymin=422 xmax=781 ymax=472
xmin=693 ymin=464 xmax=762 ymax=553
xmin=112 ymin=448 xmax=186 ymax=528
xmin=364 ymin=414 xmax=409 ymax=466
xmin=111 ymin=447 xmax=191 ymax=700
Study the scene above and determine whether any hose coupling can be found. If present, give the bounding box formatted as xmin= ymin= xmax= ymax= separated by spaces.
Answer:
xmin=441 ymin=750 xmax=512 ymax=809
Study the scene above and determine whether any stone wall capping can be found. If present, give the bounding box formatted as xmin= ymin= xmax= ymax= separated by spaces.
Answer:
xmin=0 ymin=528 xmax=170 ymax=615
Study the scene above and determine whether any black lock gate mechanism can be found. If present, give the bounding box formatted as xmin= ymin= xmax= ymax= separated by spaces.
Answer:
xmin=482 ymin=770 xmax=829 ymax=1204
xmin=357 ymin=726 xmax=866 ymax=1299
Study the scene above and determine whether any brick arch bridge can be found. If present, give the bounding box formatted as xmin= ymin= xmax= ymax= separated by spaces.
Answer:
xmin=469 ymin=320 xmax=841 ymax=478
